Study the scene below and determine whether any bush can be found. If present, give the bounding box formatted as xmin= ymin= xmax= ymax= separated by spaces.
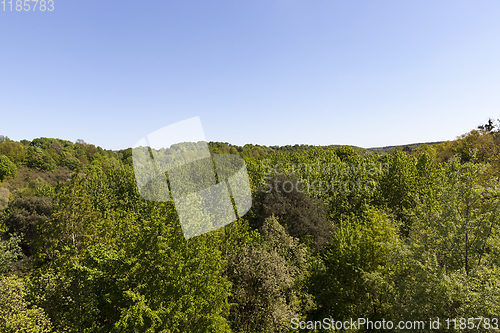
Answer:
xmin=0 ymin=275 xmax=53 ymax=332
xmin=0 ymin=155 xmax=17 ymax=181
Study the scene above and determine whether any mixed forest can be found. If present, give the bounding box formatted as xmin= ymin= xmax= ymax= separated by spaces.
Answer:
xmin=2 ymin=119 xmax=500 ymax=332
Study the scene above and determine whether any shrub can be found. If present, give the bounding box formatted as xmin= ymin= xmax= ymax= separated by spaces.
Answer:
xmin=0 ymin=155 xmax=17 ymax=181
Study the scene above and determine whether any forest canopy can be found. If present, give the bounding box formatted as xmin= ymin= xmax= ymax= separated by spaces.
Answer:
xmin=1 ymin=119 xmax=500 ymax=332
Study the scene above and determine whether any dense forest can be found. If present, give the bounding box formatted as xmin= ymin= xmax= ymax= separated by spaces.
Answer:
xmin=2 ymin=119 xmax=500 ymax=332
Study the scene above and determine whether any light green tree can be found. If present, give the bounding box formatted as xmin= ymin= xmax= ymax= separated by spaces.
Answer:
xmin=0 ymin=155 xmax=17 ymax=181
xmin=394 ymin=156 xmax=500 ymax=325
xmin=0 ymin=275 xmax=53 ymax=332
xmin=414 ymin=156 xmax=500 ymax=274
xmin=310 ymin=207 xmax=400 ymax=321
xmin=29 ymin=165 xmax=233 ymax=333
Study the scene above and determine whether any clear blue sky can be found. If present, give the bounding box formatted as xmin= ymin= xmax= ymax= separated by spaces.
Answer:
xmin=1 ymin=0 xmax=500 ymax=150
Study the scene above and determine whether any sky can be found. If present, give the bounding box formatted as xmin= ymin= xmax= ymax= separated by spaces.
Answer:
xmin=1 ymin=0 xmax=500 ymax=150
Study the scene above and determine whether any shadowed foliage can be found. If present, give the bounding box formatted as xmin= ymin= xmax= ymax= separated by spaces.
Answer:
xmin=250 ymin=173 xmax=333 ymax=251
xmin=3 ymin=196 xmax=53 ymax=256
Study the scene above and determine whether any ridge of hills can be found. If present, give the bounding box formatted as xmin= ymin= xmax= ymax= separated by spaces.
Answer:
xmin=1 ymin=118 xmax=499 ymax=188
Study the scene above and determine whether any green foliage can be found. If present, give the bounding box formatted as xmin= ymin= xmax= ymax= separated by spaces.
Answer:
xmin=114 ymin=222 xmax=232 ymax=333
xmin=3 ymin=196 xmax=53 ymax=257
xmin=377 ymin=151 xmax=440 ymax=236
xmin=60 ymin=153 xmax=83 ymax=171
xmin=117 ymin=148 xmax=133 ymax=166
xmin=367 ymin=141 xmax=443 ymax=155
xmin=227 ymin=216 xmax=312 ymax=333
xmin=252 ymin=173 xmax=333 ymax=251
xmin=331 ymin=145 xmax=359 ymax=161
xmin=0 ymin=155 xmax=18 ymax=181
xmin=0 ymin=140 xmax=27 ymax=166
xmin=0 ymin=234 xmax=23 ymax=275
xmin=311 ymin=207 xmax=400 ymax=321
xmin=0 ymin=275 xmax=53 ymax=332
xmin=26 ymin=167 xmax=232 ymax=332
xmin=2 ymin=123 xmax=500 ymax=331
xmin=26 ymin=147 xmax=57 ymax=172
xmin=413 ymin=156 xmax=500 ymax=275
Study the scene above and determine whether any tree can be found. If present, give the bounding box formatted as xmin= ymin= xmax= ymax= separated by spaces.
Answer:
xmin=251 ymin=173 xmax=333 ymax=251
xmin=26 ymin=147 xmax=56 ymax=172
xmin=60 ymin=153 xmax=82 ymax=171
xmin=477 ymin=118 xmax=497 ymax=132
xmin=413 ymin=156 xmax=500 ymax=275
xmin=49 ymin=142 xmax=63 ymax=154
xmin=0 ymin=235 xmax=23 ymax=275
xmin=378 ymin=151 xmax=419 ymax=236
xmin=0 ymin=140 xmax=27 ymax=165
xmin=3 ymin=196 xmax=53 ymax=257
xmin=111 ymin=205 xmax=232 ymax=333
xmin=0 ymin=275 xmax=53 ymax=332
xmin=332 ymin=146 xmax=359 ymax=161
xmin=0 ymin=155 xmax=17 ymax=181
xmin=227 ymin=216 xmax=311 ymax=333
xmin=27 ymin=166 xmax=233 ymax=332
xmin=380 ymin=156 xmax=500 ymax=323
xmin=310 ymin=207 xmax=400 ymax=321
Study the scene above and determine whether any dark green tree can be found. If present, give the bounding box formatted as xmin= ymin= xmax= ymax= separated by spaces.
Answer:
xmin=227 ymin=216 xmax=311 ymax=333
xmin=3 ymin=196 xmax=53 ymax=257
xmin=251 ymin=173 xmax=333 ymax=251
